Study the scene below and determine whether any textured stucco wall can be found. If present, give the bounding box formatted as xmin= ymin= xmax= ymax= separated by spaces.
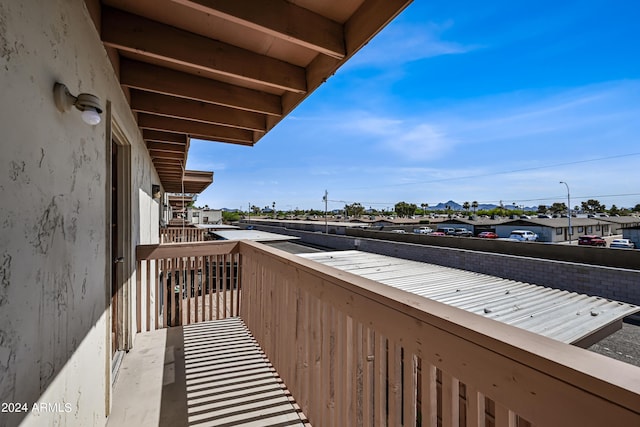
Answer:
xmin=0 ymin=1 xmax=159 ymax=425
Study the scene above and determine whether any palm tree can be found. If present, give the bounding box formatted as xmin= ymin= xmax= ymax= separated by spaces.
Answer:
xmin=472 ymin=201 xmax=478 ymax=214
xmin=463 ymin=201 xmax=470 ymax=214
xmin=421 ymin=203 xmax=428 ymax=216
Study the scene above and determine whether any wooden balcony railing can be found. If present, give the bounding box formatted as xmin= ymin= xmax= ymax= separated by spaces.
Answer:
xmin=136 ymin=240 xmax=640 ymax=426
xmin=160 ymin=226 xmax=207 ymax=243
xmin=135 ymin=241 xmax=240 ymax=331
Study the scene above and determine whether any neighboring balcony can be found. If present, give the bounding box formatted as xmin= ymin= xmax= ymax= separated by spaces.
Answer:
xmin=160 ymin=226 xmax=208 ymax=244
xmin=112 ymin=240 xmax=640 ymax=426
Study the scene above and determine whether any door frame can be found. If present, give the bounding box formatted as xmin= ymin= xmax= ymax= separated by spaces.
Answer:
xmin=105 ymin=102 xmax=133 ymax=413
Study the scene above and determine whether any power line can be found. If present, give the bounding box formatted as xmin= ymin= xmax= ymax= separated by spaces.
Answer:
xmin=325 ymin=193 xmax=640 ymax=208
xmin=343 ymin=152 xmax=640 ymax=191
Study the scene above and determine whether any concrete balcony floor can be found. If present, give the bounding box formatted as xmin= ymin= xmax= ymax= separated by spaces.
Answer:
xmin=108 ymin=317 xmax=307 ymax=427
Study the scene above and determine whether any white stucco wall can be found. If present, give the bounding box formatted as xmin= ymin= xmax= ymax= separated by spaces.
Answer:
xmin=0 ymin=1 xmax=159 ymax=425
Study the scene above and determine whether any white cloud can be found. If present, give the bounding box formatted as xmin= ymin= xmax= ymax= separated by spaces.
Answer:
xmin=336 ymin=112 xmax=456 ymax=160
xmin=381 ymin=123 xmax=453 ymax=159
xmin=346 ymin=20 xmax=479 ymax=69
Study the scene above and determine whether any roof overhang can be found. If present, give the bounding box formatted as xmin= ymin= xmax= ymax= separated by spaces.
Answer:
xmin=167 ymin=194 xmax=196 ymax=210
xmin=86 ymin=0 xmax=413 ymax=194
xmin=161 ymin=170 xmax=214 ymax=194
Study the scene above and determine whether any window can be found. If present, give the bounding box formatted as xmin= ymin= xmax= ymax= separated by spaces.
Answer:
xmin=578 ymin=226 xmax=584 ymax=233
xmin=193 ymin=212 xmax=199 ymax=217
xmin=203 ymin=216 xmax=208 ymax=223
xmin=603 ymin=225 xmax=609 ymax=232
xmin=596 ymin=225 xmax=601 ymax=231
xmin=587 ymin=226 xmax=592 ymax=233
xmin=556 ymin=228 xmax=563 ymax=235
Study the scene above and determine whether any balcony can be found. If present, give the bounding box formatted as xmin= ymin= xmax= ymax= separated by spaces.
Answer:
xmin=111 ymin=240 xmax=640 ymax=426
xmin=160 ymin=226 xmax=208 ymax=244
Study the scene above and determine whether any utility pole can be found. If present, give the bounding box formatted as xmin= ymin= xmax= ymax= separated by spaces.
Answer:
xmin=323 ymin=190 xmax=328 ymax=234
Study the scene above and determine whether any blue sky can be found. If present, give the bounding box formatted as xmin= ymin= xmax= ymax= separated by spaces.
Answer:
xmin=187 ymin=0 xmax=640 ymax=212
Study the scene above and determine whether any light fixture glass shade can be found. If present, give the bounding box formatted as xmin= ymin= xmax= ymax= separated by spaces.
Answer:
xmin=54 ymin=83 xmax=103 ymax=126
xmin=81 ymin=108 xmax=101 ymax=125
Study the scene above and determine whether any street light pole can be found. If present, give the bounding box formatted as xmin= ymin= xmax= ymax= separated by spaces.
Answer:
xmin=560 ymin=181 xmax=572 ymax=244
xmin=323 ymin=190 xmax=328 ymax=234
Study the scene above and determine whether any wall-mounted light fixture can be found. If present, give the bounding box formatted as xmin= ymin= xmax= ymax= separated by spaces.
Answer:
xmin=53 ymin=82 xmax=103 ymax=125
xmin=152 ymin=184 xmax=162 ymax=200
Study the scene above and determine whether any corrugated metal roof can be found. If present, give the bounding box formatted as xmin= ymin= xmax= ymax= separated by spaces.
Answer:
xmin=212 ymin=230 xmax=300 ymax=242
xmin=195 ymin=224 xmax=240 ymax=229
xmin=299 ymin=250 xmax=639 ymax=345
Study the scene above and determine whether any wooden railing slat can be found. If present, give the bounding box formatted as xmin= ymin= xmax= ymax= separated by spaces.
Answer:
xmin=387 ymin=340 xmax=400 ymax=427
xmin=404 ymin=352 xmax=417 ymax=427
xmin=136 ymin=259 xmax=142 ymax=334
xmin=146 ymin=259 xmax=151 ymax=332
xmin=467 ymin=385 xmax=486 ymax=427
xmin=179 ymin=256 xmax=184 ymax=326
xmin=374 ymin=333 xmax=386 ymax=426
xmin=442 ymin=371 xmax=460 ymax=427
xmin=171 ymin=258 xmax=177 ymax=327
xmin=161 ymin=259 xmax=166 ymax=329
xmin=422 ymin=363 xmax=438 ymax=427
xmin=362 ymin=326 xmax=373 ymax=427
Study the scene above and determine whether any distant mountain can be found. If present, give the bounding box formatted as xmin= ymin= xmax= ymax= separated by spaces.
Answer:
xmin=431 ymin=200 xmax=462 ymax=211
xmin=430 ymin=201 xmax=536 ymax=212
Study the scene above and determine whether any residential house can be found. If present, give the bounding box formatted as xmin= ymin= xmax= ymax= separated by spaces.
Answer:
xmin=432 ymin=217 xmax=509 ymax=236
xmin=496 ymin=217 xmax=614 ymax=242
xmin=602 ymin=215 xmax=640 ymax=235
xmin=189 ymin=208 xmax=223 ymax=225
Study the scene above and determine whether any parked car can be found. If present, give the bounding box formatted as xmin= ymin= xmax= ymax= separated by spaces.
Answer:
xmin=578 ymin=235 xmax=606 ymax=247
xmin=508 ymin=230 xmax=538 ymax=241
xmin=477 ymin=231 xmax=498 ymax=239
xmin=610 ymin=239 xmax=635 ymax=249
xmin=454 ymin=228 xmax=473 ymax=237
xmin=413 ymin=226 xmax=434 ymax=234
xmin=391 ymin=229 xmax=406 ymax=234
xmin=438 ymin=227 xmax=456 ymax=235
xmin=428 ymin=231 xmax=447 ymax=236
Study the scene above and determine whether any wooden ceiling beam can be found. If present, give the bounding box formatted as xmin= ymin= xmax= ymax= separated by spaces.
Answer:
xmin=142 ymin=129 xmax=188 ymax=145
xmin=130 ymin=90 xmax=266 ymax=132
xmin=120 ymin=59 xmax=282 ymax=116
xmin=153 ymin=159 xmax=183 ymax=166
xmin=102 ymin=7 xmax=307 ymax=93
xmin=149 ymin=150 xmax=185 ymax=160
xmin=189 ymin=134 xmax=255 ymax=147
xmin=154 ymin=161 xmax=182 ymax=167
xmin=171 ymin=0 xmax=345 ymax=59
xmin=345 ymin=0 xmax=413 ymax=56
xmin=146 ymin=142 xmax=186 ymax=153
xmin=138 ymin=113 xmax=255 ymax=144
xmin=254 ymin=0 xmax=414 ymax=144
xmin=184 ymin=175 xmax=214 ymax=183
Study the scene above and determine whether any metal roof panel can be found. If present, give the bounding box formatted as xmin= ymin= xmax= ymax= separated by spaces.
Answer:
xmin=300 ymin=250 xmax=639 ymax=345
